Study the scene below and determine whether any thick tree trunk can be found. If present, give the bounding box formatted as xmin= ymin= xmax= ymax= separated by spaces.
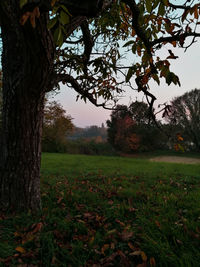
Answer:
xmin=0 ymin=1 xmax=54 ymax=211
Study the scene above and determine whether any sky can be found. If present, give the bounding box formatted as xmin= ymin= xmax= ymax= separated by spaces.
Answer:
xmin=53 ymin=41 xmax=200 ymax=128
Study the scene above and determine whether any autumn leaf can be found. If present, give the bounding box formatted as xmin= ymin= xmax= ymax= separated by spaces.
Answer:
xmin=51 ymin=0 xmax=58 ymax=6
xmin=19 ymin=12 xmax=30 ymax=25
xmin=141 ymin=251 xmax=147 ymax=261
xmin=155 ymin=220 xmax=161 ymax=228
xmin=128 ymin=242 xmax=135 ymax=251
xmin=115 ymin=219 xmax=125 ymax=227
xmin=120 ymin=230 xmax=133 ymax=241
xmin=15 ymin=246 xmax=26 ymax=254
xmin=130 ymin=250 xmax=142 ymax=256
xmin=150 ymin=257 xmax=156 ymax=266
xmin=137 ymin=263 xmax=147 ymax=267
xmin=101 ymin=244 xmax=109 ymax=255
xmin=31 ymin=222 xmax=43 ymax=234
xmin=20 ymin=0 xmax=28 ymax=9
xmin=194 ymin=6 xmax=199 ymax=19
xmin=30 ymin=13 xmax=36 ymax=28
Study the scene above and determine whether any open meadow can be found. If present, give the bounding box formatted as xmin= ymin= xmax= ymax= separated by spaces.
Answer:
xmin=1 ymin=152 xmax=200 ymax=266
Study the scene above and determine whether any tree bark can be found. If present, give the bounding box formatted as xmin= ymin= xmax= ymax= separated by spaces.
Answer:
xmin=0 ymin=1 xmax=54 ymax=212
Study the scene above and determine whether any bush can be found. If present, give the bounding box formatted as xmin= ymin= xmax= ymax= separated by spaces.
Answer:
xmin=42 ymin=139 xmax=117 ymax=156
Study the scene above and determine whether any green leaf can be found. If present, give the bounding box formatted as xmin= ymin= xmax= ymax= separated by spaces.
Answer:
xmin=165 ymin=72 xmax=180 ymax=86
xmin=162 ymin=0 xmax=168 ymax=6
xmin=146 ymin=0 xmax=152 ymax=13
xmin=61 ymin=5 xmax=72 ymax=16
xmin=132 ymin=44 xmax=136 ymax=54
xmin=20 ymin=0 xmax=28 ymax=9
xmin=153 ymin=0 xmax=160 ymax=9
xmin=126 ymin=68 xmax=133 ymax=83
xmin=123 ymin=40 xmax=135 ymax=48
xmin=158 ymin=3 xmax=165 ymax=16
xmin=152 ymin=74 xmax=160 ymax=85
xmin=47 ymin=17 xmax=57 ymax=30
xmin=54 ymin=26 xmax=63 ymax=47
xmin=60 ymin=10 xmax=70 ymax=25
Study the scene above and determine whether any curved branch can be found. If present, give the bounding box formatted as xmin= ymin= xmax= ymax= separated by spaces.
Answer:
xmin=54 ymin=73 xmax=116 ymax=110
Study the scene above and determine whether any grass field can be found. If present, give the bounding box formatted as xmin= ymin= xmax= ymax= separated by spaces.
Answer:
xmin=1 ymin=152 xmax=200 ymax=266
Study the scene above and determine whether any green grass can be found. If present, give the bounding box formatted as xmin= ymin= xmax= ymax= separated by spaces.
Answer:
xmin=1 ymin=152 xmax=200 ymax=266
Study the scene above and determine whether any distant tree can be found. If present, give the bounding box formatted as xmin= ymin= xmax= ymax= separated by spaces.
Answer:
xmin=129 ymin=101 xmax=150 ymax=124
xmin=107 ymin=102 xmax=166 ymax=152
xmin=42 ymin=101 xmax=74 ymax=152
xmin=114 ymin=115 xmax=140 ymax=152
xmin=166 ymin=89 xmax=200 ymax=151
xmin=69 ymin=125 xmax=107 ymax=141
xmin=106 ymin=105 xmax=130 ymax=151
xmin=107 ymin=104 xmax=143 ymax=152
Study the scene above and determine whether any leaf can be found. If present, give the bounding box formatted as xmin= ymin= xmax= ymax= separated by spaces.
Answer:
xmin=48 ymin=17 xmax=57 ymax=30
xmin=20 ymin=0 xmax=28 ymax=9
xmin=162 ymin=0 xmax=168 ymax=6
xmin=146 ymin=0 xmax=152 ymax=13
xmin=152 ymin=74 xmax=160 ymax=85
xmin=30 ymin=13 xmax=36 ymax=28
xmin=123 ymin=40 xmax=135 ymax=47
xmin=136 ymin=263 xmax=147 ymax=267
xmin=107 ymin=229 xmax=117 ymax=235
xmin=155 ymin=220 xmax=161 ymax=228
xmin=137 ymin=46 xmax=141 ymax=56
xmin=61 ymin=5 xmax=72 ymax=16
xmin=120 ymin=230 xmax=133 ymax=241
xmin=51 ymin=0 xmax=58 ymax=7
xmin=101 ymin=244 xmax=109 ymax=254
xmin=158 ymin=3 xmax=165 ymax=16
xmin=19 ymin=12 xmax=30 ymax=25
xmin=150 ymin=257 xmax=156 ymax=266
xmin=171 ymin=41 xmax=177 ymax=47
xmin=15 ymin=246 xmax=26 ymax=254
xmin=126 ymin=68 xmax=133 ymax=83
xmin=128 ymin=242 xmax=135 ymax=251
xmin=31 ymin=222 xmax=43 ymax=234
xmin=130 ymin=250 xmax=142 ymax=256
xmin=141 ymin=251 xmax=147 ymax=261
xmin=60 ymin=10 xmax=70 ymax=25
xmin=33 ymin=7 xmax=40 ymax=18
xmin=54 ymin=26 xmax=63 ymax=47
xmin=194 ymin=6 xmax=199 ymax=19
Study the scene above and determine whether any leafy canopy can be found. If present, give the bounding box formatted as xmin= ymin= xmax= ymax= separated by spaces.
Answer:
xmin=7 ymin=0 xmax=200 ymax=112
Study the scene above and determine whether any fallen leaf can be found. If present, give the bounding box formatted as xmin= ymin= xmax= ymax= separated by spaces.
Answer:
xmin=120 ymin=230 xmax=133 ymax=241
xmin=155 ymin=220 xmax=161 ymax=228
xmin=150 ymin=257 xmax=156 ymax=266
xmin=130 ymin=250 xmax=142 ymax=256
xmin=137 ymin=263 xmax=147 ymax=267
xmin=128 ymin=242 xmax=135 ymax=251
xmin=141 ymin=251 xmax=147 ymax=261
xmin=89 ymin=236 xmax=95 ymax=245
xmin=32 ymin=222 xmax=43 ymax=234
xmin=115 ymin=219 xmax=125 ymax=227
xmin=101 ymin=244 xmax=109 ymax=255
xmin=15 ymin=246 xmax=26 ymax=254
xmin=106 ymin=229 xmax=117 ymax=235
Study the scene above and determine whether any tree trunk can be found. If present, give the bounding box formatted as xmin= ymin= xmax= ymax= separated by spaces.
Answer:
xmin=0 ymin=1 xmax=54 ymax=212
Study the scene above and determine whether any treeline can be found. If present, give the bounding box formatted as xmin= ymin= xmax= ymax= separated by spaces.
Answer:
xmin=41 ymin=101 xmax=115 ymax=155
xmin=107 ymin=89 xmax=200 ymax=153
xmin=1 ymin=86 xmax=200 ymax=155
